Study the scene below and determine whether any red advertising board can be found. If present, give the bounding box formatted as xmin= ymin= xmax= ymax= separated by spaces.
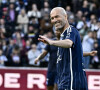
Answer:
xmin=0 ymin=67 xmax=100 ymax=90
xmin=0 ymin=67 xmax=47 ymax=90
xmin=86 ymin=69 xmax=100 ymax=90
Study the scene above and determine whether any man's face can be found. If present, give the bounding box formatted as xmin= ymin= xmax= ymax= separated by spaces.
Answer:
xmin=0 ymin=50 xmax=2 ymax=55
xmin=89 ymin=32 xmax=93 ymax=38
xmin=31 ymin=44 xmax=37 ymax=51
xmin=50 ymin=10 xmax=66 ymax=30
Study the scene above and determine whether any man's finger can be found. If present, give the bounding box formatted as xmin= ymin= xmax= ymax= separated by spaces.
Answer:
xmin=38 ymin=38 xmax=46 ymax=43
xmin=39 ymin=35 xmax=44 ymax=38
xmin=93 ymin=51 xmax=97 ymax=54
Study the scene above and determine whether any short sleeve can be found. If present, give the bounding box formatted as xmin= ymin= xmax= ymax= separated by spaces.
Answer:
xmin=44 ymin=45 xmax=50 ymax=52
xmin=65 ymin=29 xmax=76 ymax=47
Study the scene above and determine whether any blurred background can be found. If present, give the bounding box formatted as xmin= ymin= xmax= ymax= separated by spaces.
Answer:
xmin=0 ymin=0 xmax=100 ymax=69
xmin=0 ymin=0 xmax=100 ymax=90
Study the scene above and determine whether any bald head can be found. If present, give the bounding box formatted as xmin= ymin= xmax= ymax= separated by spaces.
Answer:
xmin=50 ymin=7 xmax=67 ymax=16
xmin=50 ymin=7 xmax=69 ymax=33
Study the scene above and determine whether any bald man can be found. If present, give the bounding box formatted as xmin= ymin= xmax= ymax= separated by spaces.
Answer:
xmin=38 ymin=7 xmax=88 ymax=90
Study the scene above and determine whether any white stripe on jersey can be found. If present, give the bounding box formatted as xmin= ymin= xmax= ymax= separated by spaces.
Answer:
xmin=69 ymin=48 xmax=73 ymax=90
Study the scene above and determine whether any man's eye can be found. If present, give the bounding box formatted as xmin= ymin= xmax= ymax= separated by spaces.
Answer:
xmin=51 ymin=17 xmax=53 ymax=20
xmin=55 ymin=16 xmax=59 ymax=18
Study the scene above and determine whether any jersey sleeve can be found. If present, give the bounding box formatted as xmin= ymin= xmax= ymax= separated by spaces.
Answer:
xmin=44 ymin=45 xmax=50 ymax=52
xmin=65 ymin=29 xmax=76 ymax=47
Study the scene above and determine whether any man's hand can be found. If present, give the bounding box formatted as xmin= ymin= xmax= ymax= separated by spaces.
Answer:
xmin=90 ymin=51 xmax=97 ymax=56
xmin=38 ymin=35 xmax=53 ymax=45
xmin=34 ymin=58 xmax=39 ymax=64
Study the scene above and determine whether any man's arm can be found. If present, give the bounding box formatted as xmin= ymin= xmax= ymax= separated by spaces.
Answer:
xmin=51 ymin=39 xmax=73 ymax=48
xmin=34 ymin=50 xmax=48 ymax=64
xmin=38 ymin=35 xmax=73 ymax=48
xmin=83 ymin=51 xmax=97 ymax=57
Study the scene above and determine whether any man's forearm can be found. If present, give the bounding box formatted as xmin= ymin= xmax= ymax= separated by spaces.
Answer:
xmin=50 ymin=39 xmax=73 ymax=48
xmin=37 ymin=50 xmax=48 ymax=60
xmin=83 ymin=52 xmax=90 ymax=57
xmin=38 ymin=53 xmax=46 ymax=60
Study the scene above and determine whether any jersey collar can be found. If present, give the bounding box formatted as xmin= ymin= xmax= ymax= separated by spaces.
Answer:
xmin=60 ymin=25 xmax=72 ymax=37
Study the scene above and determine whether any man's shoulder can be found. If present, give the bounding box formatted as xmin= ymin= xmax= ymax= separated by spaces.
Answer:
xmin=71 ymin=26 xmax=78 ymax=32
xmin=71 ymin=26 xmax=80 ymax=36
xmin=28 ymin=50 xmax=33 ymax=54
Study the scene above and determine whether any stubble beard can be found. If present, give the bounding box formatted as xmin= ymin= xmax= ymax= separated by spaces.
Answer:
xmin=55 ymin=25 xmax=65 ymax=34
xmin=54 ymin=20 xmax=66 ymax=33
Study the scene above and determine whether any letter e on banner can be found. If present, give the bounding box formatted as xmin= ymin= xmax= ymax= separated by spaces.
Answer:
xmin=0 ymin=74 xmax=3 ymax=87
xmin=27 ymin=74 xmax=46 ymax=89
xmin=88 ymin=75 xmax=100 ymax=90
xmin=4 ymin=73 xmax=20 ymax=88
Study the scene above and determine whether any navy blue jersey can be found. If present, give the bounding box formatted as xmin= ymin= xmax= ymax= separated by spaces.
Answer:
xmin=45 ymin=39 xmax=58 ymax=86
xmin=57 ymin=26 xmax=88 ymax=90
xmin=45 ymin=39 xmax=58 ymax=72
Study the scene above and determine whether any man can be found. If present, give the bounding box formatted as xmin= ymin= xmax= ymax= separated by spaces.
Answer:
xmin=35 ymin=30 xmax=60 ymax=90
xmin=38 ymin=7 xmax=88 ymax=90
xmin=27 ymin=44 xmax=40 ymax=67
xmin=36 ymin=29 xmax=97 ymax=90
xmin=82 ymin=31 xmax=94 ymax=68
